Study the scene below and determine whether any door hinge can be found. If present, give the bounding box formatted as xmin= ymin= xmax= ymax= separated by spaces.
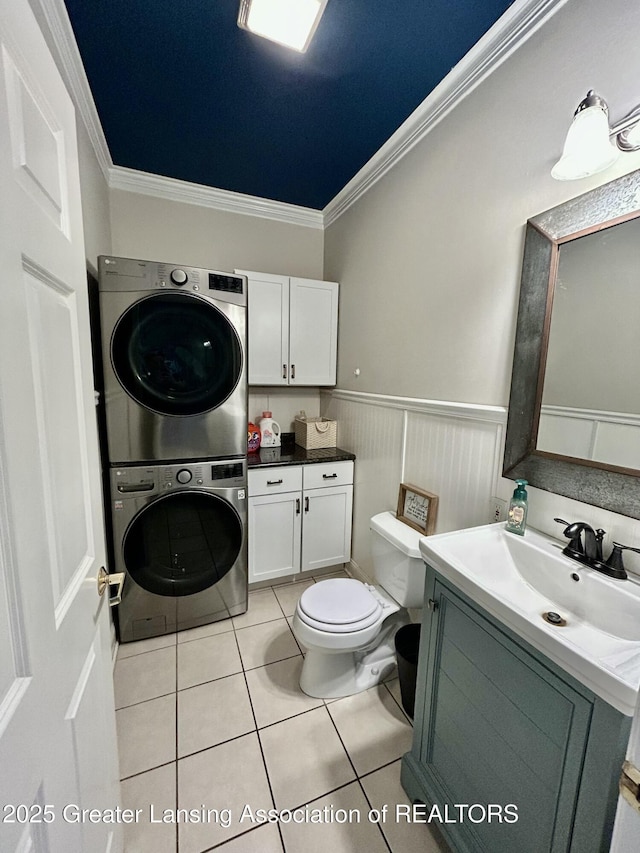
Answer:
xmin=620 ymin=760 xmax=640 ymax=813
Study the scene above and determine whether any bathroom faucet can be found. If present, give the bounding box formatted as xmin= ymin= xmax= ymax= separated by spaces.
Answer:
xmin=563 ymin=521 xmax=604 ymax=561
xmin=554 ymin=518 xmax=634 ymax=580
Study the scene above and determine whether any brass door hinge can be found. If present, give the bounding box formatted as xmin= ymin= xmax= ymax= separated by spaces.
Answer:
xmin=620 ymin=760 xmax=640 ymax=813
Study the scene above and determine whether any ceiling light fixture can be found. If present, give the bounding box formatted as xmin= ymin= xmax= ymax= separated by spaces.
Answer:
xmin=552 ymin=90 xmax=640 ymax=181
xmin=237 ymin=0 xmax=328 ymax=53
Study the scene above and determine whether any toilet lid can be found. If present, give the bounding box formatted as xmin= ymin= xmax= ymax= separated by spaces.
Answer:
xmin=297 ymin=579 xmax=383 ymax=633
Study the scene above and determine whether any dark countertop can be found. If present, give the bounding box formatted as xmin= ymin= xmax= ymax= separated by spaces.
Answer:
xmin=247 ymin=434 xmax=355 ymax=469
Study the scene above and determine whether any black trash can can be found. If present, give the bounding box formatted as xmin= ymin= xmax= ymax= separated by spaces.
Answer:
xmin=394 ymin=623 xmax=421 ymax=718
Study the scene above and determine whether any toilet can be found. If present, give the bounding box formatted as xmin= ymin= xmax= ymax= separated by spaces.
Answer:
xmin=292 ymin=511 xmax=425 ymax=699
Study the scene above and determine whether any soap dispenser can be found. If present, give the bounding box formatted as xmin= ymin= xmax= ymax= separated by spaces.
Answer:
xmin=506 ymin=479 xmax=528 ymax=535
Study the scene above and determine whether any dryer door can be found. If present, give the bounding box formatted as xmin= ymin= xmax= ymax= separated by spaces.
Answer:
xmin=111 ymin=292 xmax=243 ymax=416
xmin=123 ymin=491 xmax=243 ymax=596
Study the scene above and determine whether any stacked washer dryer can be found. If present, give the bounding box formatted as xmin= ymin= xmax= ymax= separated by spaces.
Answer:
xmin=98 ymin=255 xmax=248 ymax=642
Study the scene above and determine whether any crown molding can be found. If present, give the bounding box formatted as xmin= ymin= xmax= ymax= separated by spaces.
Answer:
xmin=109 ymin=166 xmax=324 ymax=229
xmin=30 ymin=0 xmax=112 ymax=181
xmin=322 ymin=0 xmax=570 ymax=227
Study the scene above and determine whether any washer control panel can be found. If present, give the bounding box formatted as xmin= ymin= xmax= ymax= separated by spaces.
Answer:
xmin=112 ymin=460 xmax=246 ymax=496
xmin=98 ymin=256 xmax=247 ymax=306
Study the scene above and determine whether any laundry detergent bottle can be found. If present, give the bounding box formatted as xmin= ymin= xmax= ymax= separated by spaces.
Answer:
xmin=258 ymin=412 xmax=281 ymax=447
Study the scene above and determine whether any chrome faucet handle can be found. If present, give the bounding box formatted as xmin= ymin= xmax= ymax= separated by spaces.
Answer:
xmin=603 ymin=542 xmax=640 ymax=580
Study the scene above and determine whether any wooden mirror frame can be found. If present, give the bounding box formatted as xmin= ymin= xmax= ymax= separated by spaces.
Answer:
xmin=503 ymin=169 xmax=640 ymax=519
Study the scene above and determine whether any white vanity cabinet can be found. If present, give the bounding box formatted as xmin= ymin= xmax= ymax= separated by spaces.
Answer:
xmin=247 ymin=461 xmax=353 ymax=583
xmin=236 ymin=270 xmax=339 ymax=386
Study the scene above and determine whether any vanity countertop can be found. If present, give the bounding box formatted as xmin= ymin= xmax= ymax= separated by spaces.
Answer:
xmin=247 ymin=437 xmax=355 ymax=469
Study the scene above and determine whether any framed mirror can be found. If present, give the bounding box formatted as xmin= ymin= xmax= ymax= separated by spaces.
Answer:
xmin=503 ymin=169 xmax=640 ymax=519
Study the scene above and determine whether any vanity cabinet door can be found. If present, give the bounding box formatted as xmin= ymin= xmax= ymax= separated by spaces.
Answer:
xmin=416 ymin=578 xmax=592 ymax=853
xmin=248 ymin=491 xmax=301 ymax=583
xmin=301 ymin=484 xmax=353 ymax=572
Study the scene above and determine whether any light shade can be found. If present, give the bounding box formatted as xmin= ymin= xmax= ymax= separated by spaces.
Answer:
xmin=237 ymin=0 xmax=328 ymax=52
xmin=552 ymin=96 xmax=619 ymax=181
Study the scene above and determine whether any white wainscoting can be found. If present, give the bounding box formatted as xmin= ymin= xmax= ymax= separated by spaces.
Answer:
xmin=538 ymin=405 xmax=640 ymax=470
xmin=321 ymin=389 xmax=507 ymax=579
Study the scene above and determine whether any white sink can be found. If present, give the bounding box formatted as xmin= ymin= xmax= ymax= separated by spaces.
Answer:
xmin=419 ymin=523 xmax=640 ymax=716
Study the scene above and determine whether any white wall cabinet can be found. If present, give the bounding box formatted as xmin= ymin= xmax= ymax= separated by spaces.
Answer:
xmin=248 ymin=461 xmax=353 ymax=583
xmin=236 ymin=270 xmax=339 ymax=386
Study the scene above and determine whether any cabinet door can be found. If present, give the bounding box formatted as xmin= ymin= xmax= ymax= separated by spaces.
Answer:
xmin=301 ymin=484 xmax=353 ymax=571
xmin=289 ymin=278 xmax=338 ymax=385
xmin=419 ymin=578 xmax=592 ymax=853
xmin=248 ymin=492 xmax=301 ymax=583
xmin=240 ymin=270 xmax=289 ymax=385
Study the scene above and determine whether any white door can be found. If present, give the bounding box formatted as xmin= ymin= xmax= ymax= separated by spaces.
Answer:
xmin=0 ymin=2 xmax=121 ymax=852
xmin=289 ymin=278 xmax=338 ymax=386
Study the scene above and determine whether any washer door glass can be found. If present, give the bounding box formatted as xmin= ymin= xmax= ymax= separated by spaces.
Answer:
xmin=111 ymin=292 xmax=242 ymax=416
xmin=123 ymin=492 xmax=243 ymax=597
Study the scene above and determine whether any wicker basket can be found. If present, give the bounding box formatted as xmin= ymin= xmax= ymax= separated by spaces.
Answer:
xmin=294 ymin=416 xmax=337 ymax=449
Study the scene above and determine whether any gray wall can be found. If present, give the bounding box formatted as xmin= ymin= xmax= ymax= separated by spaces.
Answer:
xmin=324 ymin=0 xmax=640 ymax=409
xmin=77 ymin=123 xmax=112 ymax=276
xmin=109 ymin=190 xmax=324 ymax=278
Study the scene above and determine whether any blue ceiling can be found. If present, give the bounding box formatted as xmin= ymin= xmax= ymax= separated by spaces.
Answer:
xmin=64 ymin=0 xmax=514 ymax=210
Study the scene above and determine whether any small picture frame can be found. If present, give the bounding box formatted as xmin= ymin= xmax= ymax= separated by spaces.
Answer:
xmin=397 ymin=483 xmax=438 ymax=535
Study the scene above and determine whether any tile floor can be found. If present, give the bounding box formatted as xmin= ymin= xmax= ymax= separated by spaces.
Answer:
xmin=114 ymin=571 xmax=449 ymax=853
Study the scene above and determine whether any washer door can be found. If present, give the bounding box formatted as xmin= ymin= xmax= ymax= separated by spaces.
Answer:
xmin=123 ymin=491 xmax=243 ymax=597
xmin=111 ymin=292 xmax=243 ymax=416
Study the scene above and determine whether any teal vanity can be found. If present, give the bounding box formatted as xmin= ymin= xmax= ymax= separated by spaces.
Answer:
xmin=401 ymin=523 xmax=640 ymax=853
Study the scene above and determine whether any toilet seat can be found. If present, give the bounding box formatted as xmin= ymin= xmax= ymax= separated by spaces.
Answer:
xmin=297 ymin=579 xmax=383 ymax=634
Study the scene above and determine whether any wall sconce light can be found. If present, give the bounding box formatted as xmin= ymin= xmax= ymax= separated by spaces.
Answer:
xmin=552 ymin=90 xmax=640 ymax=180
xmin=237 ymin=0 xmax=328 ymax=52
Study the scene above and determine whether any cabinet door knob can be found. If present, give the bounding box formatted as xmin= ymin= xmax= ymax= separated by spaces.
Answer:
xmin=305 ymin=496 xmax=309 ymax=512
xmin=282 ymin=364 xmax=287 ymax=380
xmin=296 ymin=498 xmax=301 ymax=515
xmin=428 ymin=598 xmax=439 ymax=611
xmin=322 ymin=473 xmax=338 ymax=479
xmin=291 ymin=364 xmax=296 ymax=380
xmin=267 ymin=479 xmax=283 ymax=486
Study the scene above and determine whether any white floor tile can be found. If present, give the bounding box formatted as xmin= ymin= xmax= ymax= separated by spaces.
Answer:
xmin=178 ymin=673 xmax=255 ymax=757
xmin=245 ymin=656 xmax=322 ymax=728
xmin=272 ymin=579 xmax=315 ymax=617
xmin=117 ymin=632 xmax=176 ymax=660
xmin=259 ymin=706 xmax=355 ymax=810
xmin=235 ymin=618 xmax=299 ymax=670
xmin=178 ymin=732 xmax=273 ymax=852
xmin=214 ymin=823 xmax=283 ymax=853
xmin=115 ymin=577 xmax=430 ymax=853
xmin=361 ymin=760 xmax=450 ymax=853
xmin=232 ymin=587 xmax=284 ymax=629
xmin=312 ymin=569 xmax=349 ymax=581
xmin=384 ymin=677 xmax=411 ymax=720
xmin=116 ymin=693 xmax=176 ymax=779
xmin=278 ymin=781 xmax=388 ymax=853
xmin=114 ymin=645 xmax=176 ymax=710
xmin=328 ymin=684 xmax=413 ymax=776
xmin=177 ymin=631 xmax=242 ymax=690
xmin=177 ymin=618 xmax=235 ymax=644
xmin=120 ymin=763 xmax=177 ymax=853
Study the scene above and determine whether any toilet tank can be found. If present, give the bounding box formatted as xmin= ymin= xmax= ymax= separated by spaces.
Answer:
xmin=369 ymin=511 xmax=426 ymax=608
